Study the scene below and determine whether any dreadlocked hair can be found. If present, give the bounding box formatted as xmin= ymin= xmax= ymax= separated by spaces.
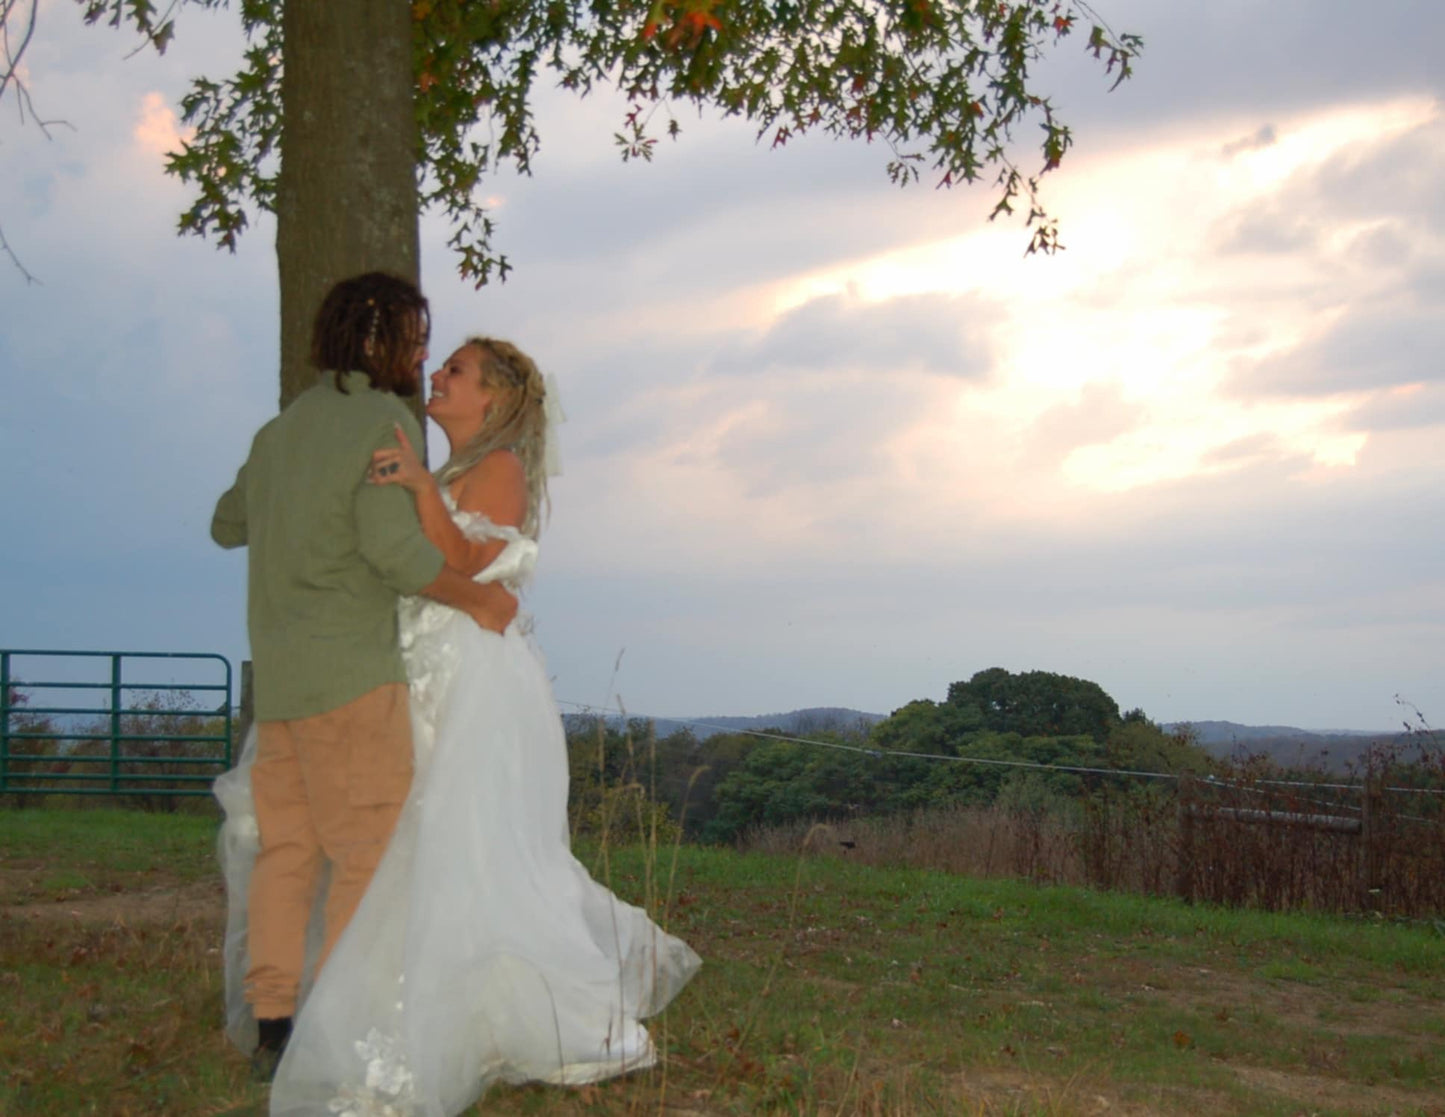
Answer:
xmin=434 ymin=337 xmax=550 ymax=538
xmin=310 ymin=272 xmax=430 ymax=397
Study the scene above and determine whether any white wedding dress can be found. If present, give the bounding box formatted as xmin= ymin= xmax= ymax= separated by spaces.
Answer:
xmin=215 ymin=503 xmax=701 ymax=1116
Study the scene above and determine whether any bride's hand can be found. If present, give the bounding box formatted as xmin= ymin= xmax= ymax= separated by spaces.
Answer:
xmin=369 ymin=424 xmax=432 ymax=495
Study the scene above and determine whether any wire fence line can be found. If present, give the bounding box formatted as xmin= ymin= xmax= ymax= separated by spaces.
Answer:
xmin=555 ymin=699 xmax=1445 ymax=799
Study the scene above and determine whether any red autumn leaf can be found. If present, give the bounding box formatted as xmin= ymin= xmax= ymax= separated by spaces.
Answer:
xmin=680 ymin=9 xmax=720 ymax=35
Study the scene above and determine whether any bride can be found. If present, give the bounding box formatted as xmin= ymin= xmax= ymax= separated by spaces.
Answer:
xmin=215 ymin=337 xmax=700 ymax=1116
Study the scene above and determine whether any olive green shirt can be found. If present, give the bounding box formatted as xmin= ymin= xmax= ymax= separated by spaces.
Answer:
xmin=211 ymin=371 xmax=444 ymax=721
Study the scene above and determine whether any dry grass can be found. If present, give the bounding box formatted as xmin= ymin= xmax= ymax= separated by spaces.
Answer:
xmin=743 ymin=805 xmax=1089 ymax=887
xmin=744 ymin=756 xmax=1445 ymax=920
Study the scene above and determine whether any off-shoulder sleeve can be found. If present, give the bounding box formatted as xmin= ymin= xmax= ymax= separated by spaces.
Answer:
xmin=445 ymin=500 xmax=537 ymax=586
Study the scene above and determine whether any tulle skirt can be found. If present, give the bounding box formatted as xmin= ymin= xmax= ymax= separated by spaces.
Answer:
xmin=216 ymin=615 xmax=700 ymax=1116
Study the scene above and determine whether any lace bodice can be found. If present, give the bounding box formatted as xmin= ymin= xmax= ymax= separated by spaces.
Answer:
xmin=398 ymin=496 xmax=538 ymax=771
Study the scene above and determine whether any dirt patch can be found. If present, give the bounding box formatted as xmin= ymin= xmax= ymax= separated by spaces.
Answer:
xmin=1231 ymin=1064 xmax=1445 ymax=1116
xmin=0 ymin=865 xmax=47 ymax=893
xmin=952 ymin=1067 xmax=1180 ymax=1115
xmin=1184 ymin=966 xmax=1424 ymax=1042
xmin=955 ymin=1063 xmax=1445 ymax=1116
xmin=1086 ymin=954 xmax=1431 ymax=1048
xmin=3 ymin=879 xmax=224 ymax=928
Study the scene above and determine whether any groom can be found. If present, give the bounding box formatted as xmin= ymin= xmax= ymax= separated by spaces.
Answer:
xmin=211 ymin=272 xmax=514 ymax=1072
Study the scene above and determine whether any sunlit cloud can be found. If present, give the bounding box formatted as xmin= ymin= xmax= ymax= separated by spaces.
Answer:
xmin=538 ymin=90 xmax=1445 ymax=559
xmin=132 ymin=90 xmax=192 ymax=157
xmin=718 ymin=95 xmax=1445 ymax=502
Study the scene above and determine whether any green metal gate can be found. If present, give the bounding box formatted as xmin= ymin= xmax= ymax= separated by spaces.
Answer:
xmin=0 ymin=650 xmax=233 ymax=798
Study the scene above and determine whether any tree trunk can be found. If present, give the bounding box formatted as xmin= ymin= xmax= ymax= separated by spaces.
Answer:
xmin=276 ymin=0 xmax=420 ymax=413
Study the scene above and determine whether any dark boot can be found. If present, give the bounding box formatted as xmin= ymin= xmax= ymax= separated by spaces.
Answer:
xmin=250 ymin=1015 xmax=293 ymax=1082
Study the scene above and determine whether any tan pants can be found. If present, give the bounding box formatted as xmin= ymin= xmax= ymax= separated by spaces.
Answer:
xmin=245 ymin=683 xmax=413 ymax=1019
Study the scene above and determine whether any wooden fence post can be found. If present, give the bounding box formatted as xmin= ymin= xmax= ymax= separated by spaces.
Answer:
xmin=1359 ymin=776 xmax=1379 ymax=911
xmin=1176 ymin=775 xmax=1196 ymax=903
xmin=236 ymin=661 xmax=254 ymax=756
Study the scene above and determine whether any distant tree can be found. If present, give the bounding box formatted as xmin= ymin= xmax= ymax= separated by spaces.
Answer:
xmin=651 ymin=727 xmax=758 ymax=838
xmin=693 ymin=706 xmax=1224 ymax=842
xmin=1105 ymin=715 xmax=1214 ymax=777
xmin=703 ymin=740 xmax=826 ymax=842
xmin=870 ymin=697 xmax=985 ymax=755
xmin=565 ymin=713 xmax=658 ymax=788
xmin=562 ymin=714 xmax=687 ymax=841
xmin=0 ymin=681 xmax=64 ymax=806
xmin=4 ymin=0 xmax=1141 ymax=408
xmin=948 ymin=666 xmax=1121 ymax=741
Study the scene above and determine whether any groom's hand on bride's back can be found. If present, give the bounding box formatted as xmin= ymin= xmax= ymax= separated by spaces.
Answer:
xmin=419 ymin=565 xmax=518 ymax=633
xmin=462 ymin=582 xmax=518 ymax=634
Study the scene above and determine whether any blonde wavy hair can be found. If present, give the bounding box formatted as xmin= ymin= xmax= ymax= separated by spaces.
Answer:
xmin=434 ymin=337 xmax=550 ymax=537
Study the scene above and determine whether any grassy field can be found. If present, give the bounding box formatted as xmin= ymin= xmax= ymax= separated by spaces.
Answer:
xmin=2 ymin=809 xmax=1444 ymax=1115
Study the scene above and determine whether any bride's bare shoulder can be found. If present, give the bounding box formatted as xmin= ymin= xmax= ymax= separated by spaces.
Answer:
xmin=450 ymin=449 xmax=525 ymax=527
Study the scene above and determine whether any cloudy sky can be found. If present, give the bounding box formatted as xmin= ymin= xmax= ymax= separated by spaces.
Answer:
xmin=2 ymin=0 xmax=1441 ymax=732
